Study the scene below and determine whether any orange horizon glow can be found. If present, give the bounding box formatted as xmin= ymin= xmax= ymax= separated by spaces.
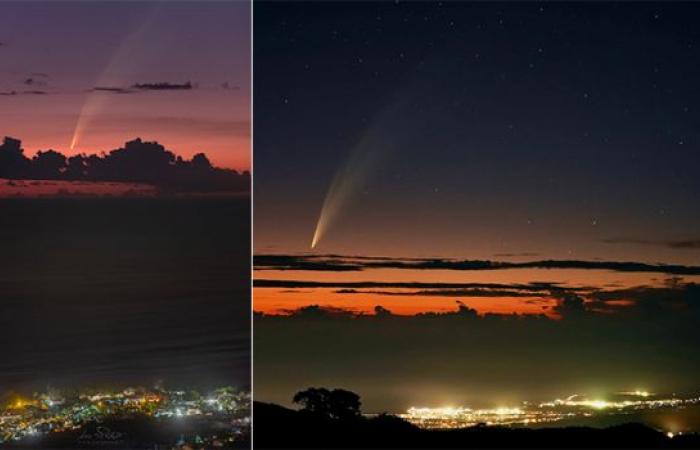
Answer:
xmin=253 ymin=287 xmax=560 ymax=317
xmin=253 ymin=265 xmax=700 ymax=317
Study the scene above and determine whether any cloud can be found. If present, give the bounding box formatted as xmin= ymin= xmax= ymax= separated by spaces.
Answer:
xmin=0 ymin=90 xmax=49 ymax=96
xmin=23 ymin=77 xmax=48 ymax=87
xmin=255 ymin=279 xmax=580 ymax=292
xmin=272 ymin=304 xmax=359 ymax=319
xmin=92 ymin=81 xmax=239 ymax=94
xmin=334 ymin=288 xmax=553 ymax=298
xmin=255 ymin=254 xmax=363 ymax=272
xmin=92 ymin=86 xmax=137 ymax=94
xmin=602 ymin=237 xmax=700 ymax=249
xmin=254 ymin=254 xmax=700 ymax=276
xmin=0 ymin=136 xmax=249 ymax=193
xmin=131 ymin=81 xmax=194 ymax=91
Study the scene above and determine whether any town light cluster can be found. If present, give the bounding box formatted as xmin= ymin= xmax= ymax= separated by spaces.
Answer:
xmin=402 ymin=391 xmax=700 ymax=430
xmin=0 ymin=386 xmax=250 ymax=444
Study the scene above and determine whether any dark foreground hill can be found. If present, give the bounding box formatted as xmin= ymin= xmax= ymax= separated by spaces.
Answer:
xmin=253 ymin=401 xmax=700 ymax=448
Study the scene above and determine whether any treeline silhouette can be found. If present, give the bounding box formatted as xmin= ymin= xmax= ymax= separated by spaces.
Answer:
xmin=254 ymin=388 xmax=700 ymax=448
xmin=0 ymin=136 xmax=249 ymax=193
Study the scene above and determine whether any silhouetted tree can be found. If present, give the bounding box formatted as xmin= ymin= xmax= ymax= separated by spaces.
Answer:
xmin=328 ymin=389 xmax=362 ymax=420
xmin=293 ymin=387 xmax=361 ymax=420
xmin=32 ymin=150 xmax=66 ymax=179
xmin=293 ymin=387 xmax=331 ymax=416
xmin=0 ymin=136 xmax=30 ymax=178
xmin=65 ymin=154 xmax=87 ymax=179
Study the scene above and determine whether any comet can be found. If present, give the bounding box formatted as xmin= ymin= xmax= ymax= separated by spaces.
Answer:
xmin=310 ymin=100 xmax=408 ymax=249
xmin=310 ymin=63 xmax=445 ymax=249
xmin=69 ymin=6 xmax=158 ymax=150
xmin=311 ymin=139 xmax=375 ymax=248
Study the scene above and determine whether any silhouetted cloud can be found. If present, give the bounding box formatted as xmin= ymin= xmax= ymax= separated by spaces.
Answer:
xmin=335 ymin=288 xmax=551 ymax=298
xmin=255 ymin=279 xmax=579 ymax=292
xmin=254 ymin=254 xmax=700 ymax=276
xmin=92 ymin=86 xmax=136 ymax=94
xmin=255 ymin=255 xmax=363 ymax=271
xmin=0 ymin=90 xmax=49 ymax=96
xmin=0 ymin=136 xmax=249 ymax=193
xmin=23 ymin=77 xmax=47 ymax=87
xmin=90 ymin=81 xmax=240 ymax=95
xmin=131 ymin=81 xmax=194 ymax=91
xmin=602 ymin=237 xmax=700 ymax=249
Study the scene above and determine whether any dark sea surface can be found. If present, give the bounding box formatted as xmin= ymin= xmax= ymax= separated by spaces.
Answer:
xmin=0 ymin=197 xmax=250 ymax=395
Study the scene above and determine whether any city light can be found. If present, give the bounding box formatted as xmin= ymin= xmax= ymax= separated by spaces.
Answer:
xmin=0 ymin=386 xmax=250 ymax=445
xmin=401 ymin=391 xmax=700 ymax=430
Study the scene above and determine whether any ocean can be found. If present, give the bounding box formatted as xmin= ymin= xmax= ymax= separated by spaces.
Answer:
xmin=0 ymin=197 xmax=250 ymax=396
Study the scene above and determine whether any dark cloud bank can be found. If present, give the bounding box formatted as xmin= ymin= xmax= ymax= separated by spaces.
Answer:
xmin=254 ymin=254 xmax=700 ymax=276
xmin=93 ymin=81 xmax=195 ymax=95
xmin=255 ymin=281 xmax=700 ymax=412
xmin=0 ymin=90 xmax=48 ymax=96
xmin=0 ymin=136 xmax=249 ymax=193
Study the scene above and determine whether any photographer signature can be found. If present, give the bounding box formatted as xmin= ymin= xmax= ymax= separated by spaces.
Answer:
xmin=78 ymin=426 xmax=125 ymax=443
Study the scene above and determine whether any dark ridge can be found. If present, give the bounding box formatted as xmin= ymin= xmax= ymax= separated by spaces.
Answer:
xmin=254 ymin=401 xmax=699 ymax=448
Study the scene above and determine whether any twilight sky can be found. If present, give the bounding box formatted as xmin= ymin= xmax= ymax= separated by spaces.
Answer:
xmin=254 ymin=2 xmax=700 ymax=411
xmin=0 ymin=1 xmax=250 ymax=170
xmin=255 ymin=1 xmax=699 ymax=262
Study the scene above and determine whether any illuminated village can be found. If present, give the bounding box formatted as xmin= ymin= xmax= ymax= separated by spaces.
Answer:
xmin=0 ymin=386 xmax=250 ymax=447
xmin=401 ymin=391 xmax=700 ymax=435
